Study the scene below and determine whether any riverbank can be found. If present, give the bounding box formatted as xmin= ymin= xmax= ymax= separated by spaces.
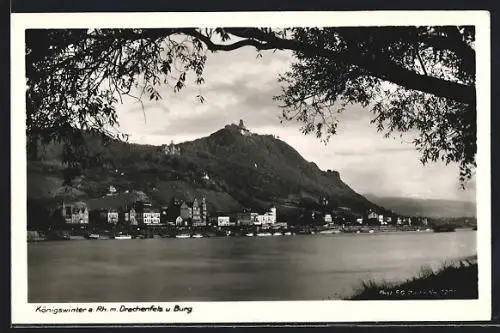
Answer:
xmin=28 ymin=225 xmax=473 ymax=242
xmin=348 ymin=256 xmax=478 ymax=300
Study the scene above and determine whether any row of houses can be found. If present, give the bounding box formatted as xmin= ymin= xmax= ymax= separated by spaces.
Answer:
xmin=60 ymin=196 xmax=208 ymax=227
xmin=322 ymin=209 xmax=428 ymax=226
xmin=318 ymin=199 xmax=421 ymax=226
xmin=363 ymin=210 xmax=428 ymax=225
xmin=59 ymin=195 xmax=281 ymax=228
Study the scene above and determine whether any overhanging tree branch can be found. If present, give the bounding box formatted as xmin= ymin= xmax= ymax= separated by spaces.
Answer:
xmin=183 ymin=28 xmax=475 ymax=106
xmin=178 ymin=28 xmax=277 ymax=52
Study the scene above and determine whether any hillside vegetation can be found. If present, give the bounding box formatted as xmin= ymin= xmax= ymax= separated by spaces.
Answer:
xmin=28 ymin=123 xmax=383 ymax=220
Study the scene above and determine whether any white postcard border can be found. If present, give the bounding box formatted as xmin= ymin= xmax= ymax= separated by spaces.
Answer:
xmin=11 ymin=10 xmax=491 ymax=324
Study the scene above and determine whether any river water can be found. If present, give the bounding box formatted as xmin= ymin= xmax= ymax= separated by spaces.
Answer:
xmin=28 ymin=230 xmax=476 ymax=302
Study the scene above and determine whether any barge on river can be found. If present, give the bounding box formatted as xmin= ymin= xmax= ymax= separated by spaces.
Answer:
xmin=432 ymin=224 xmax=456 ymax=233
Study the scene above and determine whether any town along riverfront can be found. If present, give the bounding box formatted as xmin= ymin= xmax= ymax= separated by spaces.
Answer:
xmin=28 ymin=229 xmax=476 ymax=302
xmin=26 ymin=123 xmax=478 ymax=301
xmin=27 ymin=202 xmax=475 ymax=241
xmin=27 ymin=186 xmax=475 ymax=241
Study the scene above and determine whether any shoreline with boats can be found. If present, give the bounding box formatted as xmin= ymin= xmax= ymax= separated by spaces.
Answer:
xmin=27 ymin=224 xmax=474 ymax=242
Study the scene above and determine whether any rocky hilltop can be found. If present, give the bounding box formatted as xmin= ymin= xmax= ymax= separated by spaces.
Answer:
xmin=27 ymin=122 xmax=384 ymax=220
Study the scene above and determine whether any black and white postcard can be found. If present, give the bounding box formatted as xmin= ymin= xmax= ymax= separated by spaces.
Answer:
xmin=11 ymin=10 xmax=491 ymax=324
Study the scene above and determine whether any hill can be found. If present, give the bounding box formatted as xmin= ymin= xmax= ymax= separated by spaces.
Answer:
xmin=27 ymin=123 xmax=384 ymax=220
xmin=363 ymin=194 xmax=476 ymax=218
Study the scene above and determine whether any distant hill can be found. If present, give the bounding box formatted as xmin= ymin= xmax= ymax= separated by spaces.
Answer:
xmin=27 ymin=123 xmax=385 ymax=219
xmin=363 ymin=194 xmax=476 ymax=218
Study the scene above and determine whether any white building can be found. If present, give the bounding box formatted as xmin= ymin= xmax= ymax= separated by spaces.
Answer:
xmin=151 ymin=212 xmax=160 ymax=224
xmin=107 ymin=209 xmax=119 ymax=224
xmin=175 ymin=216 xmax=184 ymax=226
xmin=356 ymin=218 xmax=363 ymax=224
xmin=259 ymin=207 xmax=276 ymax=224
xmin=324 ymin=214 xmax=333 ymax=223
xmin=217 ymin=216 xmax=232 ymax=227
xmin=378 ymin=214 xmax=385 ymax=224
xmin=255 ymin=207 xmax=276 ymax=225
xmin=143 ymin=208 xmax=161 ymax=224
xmin=267 ymin=207 xmax=277 ymax=224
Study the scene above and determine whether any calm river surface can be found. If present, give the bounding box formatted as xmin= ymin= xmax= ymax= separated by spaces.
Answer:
xmin=28 ymin=230 xmax=476 ymax=302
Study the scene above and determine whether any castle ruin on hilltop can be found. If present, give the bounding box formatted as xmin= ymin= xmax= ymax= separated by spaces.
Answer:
xmin=237 ymin=119 xmax=251 ymax=136
xmin=163 ymin=140 xmax=181 ymax=156
xmin=223 ymin=119 xmax=251 ymax=135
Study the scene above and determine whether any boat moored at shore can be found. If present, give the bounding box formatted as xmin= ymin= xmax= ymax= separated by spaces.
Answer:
xmin=27 ymin=221 xmax=470 ymax=243
xmin=112 ymin=234 xmax=132 ymax=240
xmin=319 ymin=229 xmax=341 ymax=235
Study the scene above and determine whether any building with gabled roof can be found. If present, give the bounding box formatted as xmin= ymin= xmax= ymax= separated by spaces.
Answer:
xmin=61 ymin=201 xmax=89 ymax=224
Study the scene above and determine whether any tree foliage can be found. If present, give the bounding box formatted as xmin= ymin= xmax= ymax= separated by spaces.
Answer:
xmin=26 ymin=26 xmax=476 ymax=183
xmin=273 ymin=27 xmax=476 ymax=183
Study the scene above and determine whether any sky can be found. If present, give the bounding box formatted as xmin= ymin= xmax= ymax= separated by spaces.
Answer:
xmin=113 ymin=46 xmax=476 ymax=202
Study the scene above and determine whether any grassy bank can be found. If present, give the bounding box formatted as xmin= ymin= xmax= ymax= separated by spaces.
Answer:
xmin=349 ymin=257 xmax=478 ymax=300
